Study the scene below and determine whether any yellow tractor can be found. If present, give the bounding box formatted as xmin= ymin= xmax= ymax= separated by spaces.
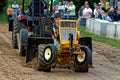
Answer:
xmin=37 ymin=19 xmax=92 ymax=72
xmin=11 ymin=0 xmax=92 ymax=72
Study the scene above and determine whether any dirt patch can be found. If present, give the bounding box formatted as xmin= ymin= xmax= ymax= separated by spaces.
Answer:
xmin=93 ymin=41 xmax=120 ymax=65
xmin=0 ymin=24 xmax=120 ymax=80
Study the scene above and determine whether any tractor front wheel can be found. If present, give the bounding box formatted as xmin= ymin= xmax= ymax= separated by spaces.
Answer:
xmin=74 ymin=46 xmax=91 ymax=72
xmin=37 ymin=44 xmax=57 ymax=72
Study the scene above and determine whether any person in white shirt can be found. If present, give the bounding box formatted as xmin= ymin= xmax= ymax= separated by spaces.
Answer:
xmin=12 ymin=1 xmax=19 ymax=19
xmin=82 ymin=4 xmax=92 ymax=18
xmin=93 ymin=4 xmax=99 ymax=18
xmin=67 ymin=1 xmax=76 ymax=16
xmin=62 ymin=1 xmax=69 ymax=12
xmin=57 ymin=2 xmax=63 ymax=11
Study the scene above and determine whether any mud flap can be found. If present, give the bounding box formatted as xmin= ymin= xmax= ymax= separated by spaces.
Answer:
xmin=26 ymin=45 xmax=36 ymax=63
xmin=79 ymin=37 xmax=92 ymax=52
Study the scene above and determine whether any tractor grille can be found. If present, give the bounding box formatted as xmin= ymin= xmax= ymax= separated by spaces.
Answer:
xmin=61 ymin=30 xmax=76 ymax=40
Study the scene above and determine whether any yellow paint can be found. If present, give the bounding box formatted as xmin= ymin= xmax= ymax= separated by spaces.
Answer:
xmin=52 ymin=20 xmax=83 ymax=64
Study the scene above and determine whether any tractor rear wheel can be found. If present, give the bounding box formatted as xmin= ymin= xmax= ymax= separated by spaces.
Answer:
xmin=12 ymin=20 xmax=19 ymax=49
xmin=37 ymin=44 xmax=57 ymax=72
xmin=18 ymin=29 xmax=28 ymax=56
xmin=12 ymin=20 xmax=26 ymax=49
xmin=74 ymin=46 xmax=91 ymax=72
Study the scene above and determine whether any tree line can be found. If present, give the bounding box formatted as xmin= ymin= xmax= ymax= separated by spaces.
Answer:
xmin=0 ymin=0 xmax=7 ymax=13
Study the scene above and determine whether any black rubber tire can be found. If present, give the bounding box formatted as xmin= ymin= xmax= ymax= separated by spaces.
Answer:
xmin=79 ymin=37 xmax=92 ymax=65
xmin=19 ymin=29 xmax=28 ymax=56
xmin=43 ymin=44 xmax=57 ymax=64
xmin=37 ymin=44 xmax=57 ymax=72
xmin=74 ymin=46 xmax=91 ymax=72
xmin=37 ymin=44 xmax=51 ymax=72
xmin=12 ymin=20 xmax=26 ymax=49
xmin=12 ymin=20 xmax=20 ymax=48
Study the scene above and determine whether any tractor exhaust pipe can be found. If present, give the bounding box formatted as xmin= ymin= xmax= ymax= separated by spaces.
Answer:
xmin=22 ymin=0 xmax=25 ymax=14
xmin=69 ymin=33 xmax=74 ymax=55
xmin=50 ymin=0 xmax=53 ymax=15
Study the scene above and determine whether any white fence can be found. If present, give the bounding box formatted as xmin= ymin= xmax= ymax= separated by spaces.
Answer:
xmin=86 ymin=18 xmax=120 ymax=40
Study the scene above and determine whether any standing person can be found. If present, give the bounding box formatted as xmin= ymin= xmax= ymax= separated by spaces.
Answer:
xmin=57 ymin=1 xmax=64 ymax=15
xmin=7 ymin=5 xmax=13 ymax=22
xmin=28 ymin=0 xmax=48 ymax=16
xmin=79 ymin=4 xmax=92 ymax=26
xmin=82 ymin=4 xmax=93 ymax=18
xmin=78 ymin=1 xmax=88 ymax=17
xmin=93 ymin=3 xmax=99 ymax=18
xmin=109 ymin=0 xmax=118 ymax=9
xmin=67 ymin=1 xmax=76 ymax=19
xmin=63 ymin=0 xmax=69 ymax=12
xmin=100 ymin=0 xmax=109 ymax=10
xmin=117 ymin=0 xmax=120 ymax=20
xmin=12 ymin=1 xmax=19 ymax=19
xmin=62 ymin=1 xmax=66 ymax=8
xmin=78 ymin=1 xmax=89 ymax=26
xmin=102 ymin=10 xmax=112 ymax=21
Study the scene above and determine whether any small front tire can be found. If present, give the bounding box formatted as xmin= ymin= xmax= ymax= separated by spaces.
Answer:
xmin=74 ymin=46 xmax=91 ymax=72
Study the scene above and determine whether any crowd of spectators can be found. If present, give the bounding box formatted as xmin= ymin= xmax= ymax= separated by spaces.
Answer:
xmin=7 ymin=0 xmax=76 ymax=20
xmin=7 ymin=0 xmax=120 ymax=22
xmin=52 ymin=0 xmax=76 ymax=19
xmin=78 ymin=0 xmax=120 ymax=22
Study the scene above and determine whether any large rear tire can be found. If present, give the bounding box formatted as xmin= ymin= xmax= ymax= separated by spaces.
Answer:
xmin=18 ymin=29 xmax=28 ymax=56
xmin=74 ymin=46 xmax=91 ymax=72
xmin=37 ymin=44 xmax=57 ymax=72
xmin=12 ymin=20 xmax=26 ymax=49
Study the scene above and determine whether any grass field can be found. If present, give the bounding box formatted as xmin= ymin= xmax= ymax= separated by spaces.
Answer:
xmin=79 ymin=27 xmax=120 ymax=48
xmin=0 ymin=0 xmax=31 ymax=23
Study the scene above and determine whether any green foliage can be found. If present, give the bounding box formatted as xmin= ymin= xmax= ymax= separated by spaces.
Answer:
xmin=79 ymin=27 xmax=120 ymax=48
xmin=0 ymin=0 xmax=7 ymax=13
xmin=0 ymin=0 xmax=31 ymax=23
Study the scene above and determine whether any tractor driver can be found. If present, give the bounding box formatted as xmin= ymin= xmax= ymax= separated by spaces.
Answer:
xmin=26 ymin=0 xmax=48 ymax=31
xmin=51 ymin=13 xmax=62 ymax=49
xmin=28 ymin=0 xmax=48 ymax=16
